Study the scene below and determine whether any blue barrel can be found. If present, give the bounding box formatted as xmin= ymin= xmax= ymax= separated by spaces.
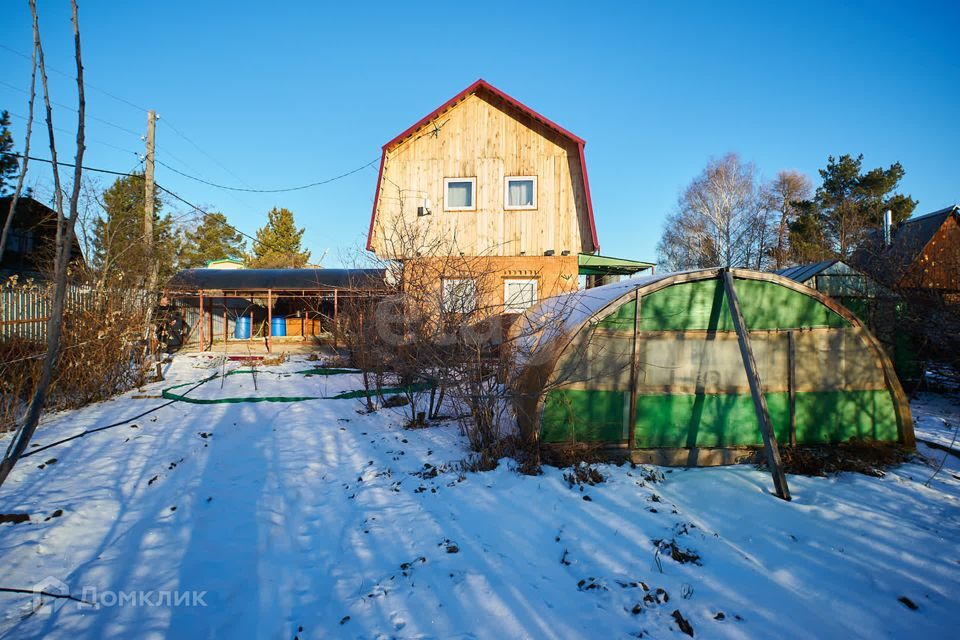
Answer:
xmin=271 ymin=316 xmax=286 ymax=337
xmin=234 ymin=316 xmax=251 ymax=339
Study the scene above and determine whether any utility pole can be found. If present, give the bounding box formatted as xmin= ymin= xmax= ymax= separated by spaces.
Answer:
xmin=143 ymin=110 xmax=162 ymax=368
xmin=144 ymin=109 xmax=156 ymax=263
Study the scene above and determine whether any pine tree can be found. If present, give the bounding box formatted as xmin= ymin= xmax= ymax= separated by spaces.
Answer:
xmin=250 ymin=207 xmax=310 ymax=268
xmin=91 ymin=173 xmax=180 ymax=285
xmin=787 ymin=200 xmax=832 ymax=264
xmin=0 ymin=111 xmax=19 ymax=195
xmin=812 ymin=154 xmax=917 ymax=259
xmin=179 ymin=212 xmax=247 ymax=269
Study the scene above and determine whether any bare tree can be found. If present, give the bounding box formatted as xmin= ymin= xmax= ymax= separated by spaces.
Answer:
xmin=762 ymin=170 xmax=813 ymax=269
xmin=656 ymin=153 xmax=765 ymax=270
xmin=0 ymin=0 xmax=86 ymax=489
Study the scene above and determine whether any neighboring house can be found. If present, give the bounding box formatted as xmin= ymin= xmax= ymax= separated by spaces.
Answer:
xmin=851 ymin=205 xmax=960 ymax=384
xmin=853 ymin=204 xmax=960 ymax=293
xmin=206 ymin=258 xmax=245 ymax=270
xmin=366 ymin=79 xmax=651 ymax=314
xmin=0 ymin=195 xmax=85 ymax=280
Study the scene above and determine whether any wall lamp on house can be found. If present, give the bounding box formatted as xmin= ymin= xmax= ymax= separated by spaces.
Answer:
xmin=418 ymin=198 xmax=432 ymax=217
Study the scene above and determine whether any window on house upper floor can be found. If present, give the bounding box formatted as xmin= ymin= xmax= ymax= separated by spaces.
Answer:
xmin=441 ymin=278 xmax=477 ymax=313
xmin=504 ymin=176 xmax=537 ymax=210
xmin=444 ymin=178 xmax=476 ymax=211
xmin=503 ymin=278 xmax=538 ymax=313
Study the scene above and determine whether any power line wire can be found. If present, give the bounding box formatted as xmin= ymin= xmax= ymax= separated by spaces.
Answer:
xmin=158 ymin=117 xmax=256 ymax=188
xmin=2 ymin=45 xmax=374 ymax=199
xmin=154 ymin=156 xmax=379 ymax=193
xmin=0 ymin=43 xmax=149 ymax=113
xmin=0 ymin=79 xmax=141 ymax=136
xmin=10 ymin=155 xmax=259 ymax=247
xmin=154 ymin=184 xmax=268 ymax=248
xmin=10 ymin=153 xmax=366 ymax=256
xmin=6 ymin=113 xmax=139 ymax=156
xmin=10 ymin=153 xmax=140 ymax=177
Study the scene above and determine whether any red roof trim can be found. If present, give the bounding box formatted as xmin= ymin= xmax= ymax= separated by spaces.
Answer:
xmin=382 ymin=79 xmax=585 ymax=150
xmin=366 ymin=148 xmax=387 ymax=252
xmin=367 ymin=79 xmax=598 ymax=252
xmin=577 ymin=142 xmax=599 ymax=253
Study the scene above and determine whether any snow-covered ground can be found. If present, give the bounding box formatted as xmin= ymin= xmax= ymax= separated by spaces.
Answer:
xmin=1 ymin=354 xmax=959 ymax=639
xmin=912 ymin=391 xmax=960 ymax=453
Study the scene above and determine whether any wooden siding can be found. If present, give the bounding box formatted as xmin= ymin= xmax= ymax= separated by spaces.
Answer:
xmin=371 ymin=91 xmax=592 ymax=258
xmin=903 ymin=213 xmax=960 ymax=292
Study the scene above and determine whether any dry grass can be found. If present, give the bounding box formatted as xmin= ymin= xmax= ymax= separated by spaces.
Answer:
xmin=1 ymin=283 xmax=151 ymax=433
xmin=746 ymin=439 xmax=913 ymax=477
xmin=540 ymin=442 xmax=610 ymax=468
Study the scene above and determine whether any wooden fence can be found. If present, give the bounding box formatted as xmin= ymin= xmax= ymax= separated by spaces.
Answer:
xmin=1 ymin=283 xmax=97 ymax=341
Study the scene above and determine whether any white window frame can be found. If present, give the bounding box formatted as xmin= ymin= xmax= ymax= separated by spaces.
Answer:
xmin=503 ymin=278 xmax=538 ymax=313
xmin=441 ymin=278 xmax=478 ymax=313
xmin=443 ymin=177 xmax=477 ymax=212
xmin=504 ymin=176 xmax=537 ymax=210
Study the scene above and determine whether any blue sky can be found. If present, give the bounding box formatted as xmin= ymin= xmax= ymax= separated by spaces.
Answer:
xmin=1 ymin=0 xmax=957 ymax=266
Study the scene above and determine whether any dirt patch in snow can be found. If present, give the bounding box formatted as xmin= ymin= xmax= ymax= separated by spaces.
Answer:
xmin=0 ymin=513 xmax=30 ymax=525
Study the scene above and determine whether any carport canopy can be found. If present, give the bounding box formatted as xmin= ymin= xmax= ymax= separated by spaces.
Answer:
xmin=578 ymin=253 xmax=654 ymax=277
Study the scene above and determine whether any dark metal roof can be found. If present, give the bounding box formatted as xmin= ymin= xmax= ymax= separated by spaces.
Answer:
xmin=167 ymin=268 xmax=386 ymax=291
xmin=774 ymin=260 xmax=839 ymax=284
xmin=775 ymin=259 xmax=890 ymax=298
xmin=853 ymin=205 xmax=960 ymax=285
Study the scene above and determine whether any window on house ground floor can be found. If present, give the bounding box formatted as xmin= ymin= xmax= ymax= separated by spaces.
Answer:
xmin=441 ymin=278 xmax=478 ymax=313
xmin=444 ymin=177 xmax=476 ymax=211
xmin=504 ymin=278 xmax=538 ymax=313
xmin=505 ymin=176 xmax=537 ymax=210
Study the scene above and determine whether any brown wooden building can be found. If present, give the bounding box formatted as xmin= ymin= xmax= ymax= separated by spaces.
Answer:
xmin=366 ymin=79 xmax=650 ymax=314
xmin=0 ymin=195 xmax=84 ymax=280
xmin=854 ymin=204 xmax=960 ymax=293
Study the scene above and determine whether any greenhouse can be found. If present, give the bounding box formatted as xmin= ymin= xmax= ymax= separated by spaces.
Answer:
xmin=512 ymin=268 xmax=914 ymax=466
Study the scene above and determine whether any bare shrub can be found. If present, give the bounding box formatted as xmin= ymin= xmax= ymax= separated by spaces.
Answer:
xmin=0 ymin=276 xmax=150 ymax=433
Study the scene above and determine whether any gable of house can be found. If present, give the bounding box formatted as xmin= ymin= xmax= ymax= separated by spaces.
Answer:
xmin=901 ymin=207 xmax=960 ymax=291
xmin=0 ymin=196 xmax=85 ymax=278
xmin=854 ymin=205 xmax=960 ymax=292
xmin=367 ymin=80 xmax=598 ymax=259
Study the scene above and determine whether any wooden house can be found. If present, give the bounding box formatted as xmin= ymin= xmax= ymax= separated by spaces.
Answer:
xmin=0 ymin=195 xmax=84 ymax=280
xmin=854 ymin=205 xmax=960 ymax=294
xmin=366 ymin=79 xmax=650 ymax=314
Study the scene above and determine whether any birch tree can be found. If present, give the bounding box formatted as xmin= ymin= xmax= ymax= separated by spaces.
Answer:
xmin=656 ymin=153 xmax=766 ymax=270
